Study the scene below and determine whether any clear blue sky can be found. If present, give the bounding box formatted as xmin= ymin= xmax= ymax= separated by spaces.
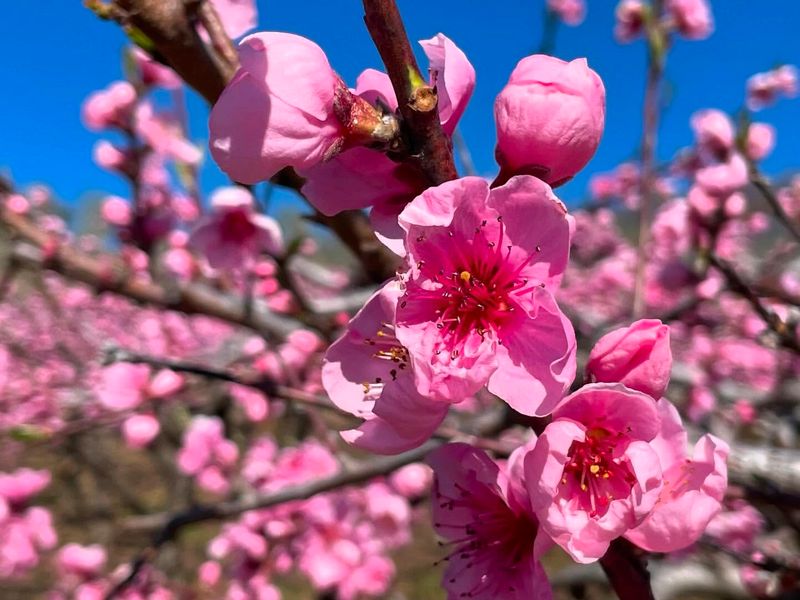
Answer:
xmin=1 ymin=1 xmax=798 ymax=211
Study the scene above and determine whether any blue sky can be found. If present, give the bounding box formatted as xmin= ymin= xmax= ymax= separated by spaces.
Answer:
xmin=1 ymin=0 xmax=798 ymax=211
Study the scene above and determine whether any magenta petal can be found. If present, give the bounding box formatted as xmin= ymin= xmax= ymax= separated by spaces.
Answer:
xmin=487 ymin=175 xmax=572 ymax=288
xmin=625 ymin=434 xmax=729 ymax=552
xmin=488 ymin=289 xmax=576 ymax=416
xmin=342 ymin=387 xmax=448 ymax=455
xmin=237 ymin=32 xmax=337 ymax=122
xmin=355 ymin=68 xmax=398 ymax=110
xmin=552 ymin=383 xmax=661 ymax=441
xmin=419 ymin=33 xmax=476 ymax=135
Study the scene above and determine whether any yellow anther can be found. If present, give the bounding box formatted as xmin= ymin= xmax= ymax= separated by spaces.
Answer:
xmin=459 ymin=270 xmax=471 ymax=282
xmin=580 ymin=483 xmax=587 ymax=491
xmin=589 ymin=465 xmax=601 ymax=475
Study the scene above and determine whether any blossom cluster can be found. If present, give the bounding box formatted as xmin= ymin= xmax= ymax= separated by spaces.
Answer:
xmin=3 ymin=0 xmax=800 ymax=598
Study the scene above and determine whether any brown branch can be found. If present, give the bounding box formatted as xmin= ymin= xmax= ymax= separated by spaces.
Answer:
xmin=101 ymin=346 xmax=339 ymax=415
xmin=748 ymin=165 xmax=800 ymax=244
xmin=309 ymin=209 xmax=400 ymax=283
xmin=106 ymin=440 xmax=439 ymax=598
xmin=92 ymin=2 xmax=400 ymax=285
xmin=599 ymin=539 xmax=656 ymax=600
xmin=2 ymin=210 xmax=305 ymax=340
xmin=362 ymin=0 xmax=457 ymax=185
xmin=194 ymin=0 xmax=239 ymax=73
xmin=110 ymin=0 xmax=234 ymax=104
xmin=709 ymin=254 xmax=800 ymax=353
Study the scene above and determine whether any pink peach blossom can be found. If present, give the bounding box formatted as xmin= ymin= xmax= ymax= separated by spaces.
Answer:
xmin=323 ymin=282 xmax=449 ymax=454
xmin=614 ymin=0 xmax=645 ymax=42
xmin=96 ymin=364 xmax=182 ymax=411
xmin=395 ymin=176 xmax=576 ymax=415
xmin=525 ymin=384 xmax=664 ymax=562
xmin=389 ymin=463 xmax=433 ymax=498
xmin=548 ymin=0 xmax=585 ymax=26
xmin=428 ymin=442 xmax=553 ymax=600
xmin=228 ymin=383 xmax=269 ymax=422
xmin=691 ymin=109 xmax=734 ymax=158
xmin=57 ymin=544 xmax=107 ymax=577
xmin=176 ymin=416 xmax=239 ymax=495
xmin=82 ymin=81 xmax=137 ymax=131
xmin=96 ymin=363 xmax=150 ymax=411
xmin=586 ymin=319 xmax=672 ymax=399
xmin=667 ymin=0 xmax=714 ymax=40
xmin=93 ymin=141 xmax=132 ymax=174
xmin=101 ymin=196 xmax=132 ymax=227
xmin=209 ymin=32 xmax=343 ymax=184
xmin=746 ymin=122 xmax=776 ymax=161
xmin=134 ymin=102 xmax=202 ymax=166
xmin=495 ymin=55 xmax=605 ymax=186
xmin=130 ymin=47 xmax=181 ymax=89
xmin=0 ymin=470 xmax=56 ymax=578
xmin=122 ymin=413 xmax=160 ymax=449
xmin=338 ymin=555 xmax=395 ymax=600
xmin=208 ymin=0 xmax=257 ymax=39
xmin=418 ymin=33 xmax=476 ymax=136
xmin=625 ymin=398 xmax=728 ymax=552
xmin=0 ymin=469 xmax=51 ymax=506
xmin=747 ymin=65 xmax=798 ymax=111
xmin=695 ymin=152 xmax=748 ymax=197
xmin=706 ymin=499 xmax=764 ymax=552
xmin=300 ymin=34 xmax=474 ymax=253
xmin=189 ymin=186 xmax=283 ymax=269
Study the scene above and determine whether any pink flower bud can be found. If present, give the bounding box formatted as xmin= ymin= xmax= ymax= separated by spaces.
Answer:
xmin=130 ymin=47 xmax=182 ymax=90
xmin=586 ymin=319 xmax=672 ymax=399
xmin=147 ymin=369 xmax=184 ymax=398
xmin=93 ymin=141 xmax=129 ymax=173
xmin=615 ymin=0 xmax=645 ymax=42
xmin=695 ymin=152 xmax=748 ymax=197
xmin=122 ymin=414 xmax=160 ymax=449
xmin=209 ymin=32 xmax=343 ymax=184
xmin=81 ymin=81 xmax=137 ymax=131
xmin=207 ymin=0 xmax=257 ymax=40
xmin=5 ymin=194 xmax=30 ymax=215
xmin=548 ymin=0 xmax=586 ymax=26
xmin=667 ymin=0 xmax=714 ymax=40
xmin=747 ymin=65 xmax=798 ymax=111
xmin=101 ymin=196 xmax=132 ymax=227
xmin=691 ymin=109 xmax=734 ymax=158
xmin=57 ymin=544 xmax=107 ymax=577
xmin=746 ymin=122 xmax=776 ymax=161
xmin=494 ymin=55 xmax=605 ymax=186
xmin=198 ymin=561 xmax=222 ymax=587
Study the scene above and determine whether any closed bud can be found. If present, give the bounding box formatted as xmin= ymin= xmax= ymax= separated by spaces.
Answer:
xmin=494 ymin=55 xmax=605 ymax=186
xmin=586 ymin=319 xmax=672 ymax=399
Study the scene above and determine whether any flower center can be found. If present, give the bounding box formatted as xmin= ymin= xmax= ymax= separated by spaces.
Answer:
xmin=360 ymin=322 xmax=409 ymax=396
xmin=219 ymin=208 xmax=256 ymax=242
xmin=561 ymin=428 xmax=637 ymax=517
xmin=434 ymin=482 xmax=538 ymax=597
xmin=413 ymin=216 xmax=542 ymax=356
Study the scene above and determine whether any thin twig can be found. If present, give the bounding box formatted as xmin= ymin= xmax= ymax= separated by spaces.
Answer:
xmin=632 ymin=0 xmax=667 ymax=318
xmin=2 ymin=210 xmax=306 ymax=340
xmin=106 ymin=440 xmax=440 ymax=598
xmin=709 ymin=254 xmax=800 ymax=353
xmin=362 ymin=0 xmax=457 ymax=185
xmin=194 ymin=0 xmax=239 ymax=76
xmin=749 ymin=165 xmax=800 ymax=244
xmin=599 ymin=538 xmax=656 ymax=600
